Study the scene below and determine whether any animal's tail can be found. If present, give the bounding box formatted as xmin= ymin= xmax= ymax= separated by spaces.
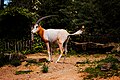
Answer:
xmin=69 ymin=25 xmax=85 ymax=36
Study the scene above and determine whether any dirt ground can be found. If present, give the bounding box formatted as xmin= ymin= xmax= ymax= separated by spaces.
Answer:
xmin=0 ymin=53 xmax=120 ymax=80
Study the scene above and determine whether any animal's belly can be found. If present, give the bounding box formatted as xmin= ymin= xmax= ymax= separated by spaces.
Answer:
xmin=48 ymin=36 xmax=58 ymax=42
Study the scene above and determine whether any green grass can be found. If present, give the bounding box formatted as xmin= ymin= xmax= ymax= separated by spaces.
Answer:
xmin=10 ymin=59 xmax=21 ymax=67
xmin=76 ymin=58 xmax=91 ymax=64
xmin=84 ymin=65 xmax=120 ymax=79
xmin=25 ymin=59 xmax=43 ymax=66
xmin=82 ymin=55 xmax=120 ymax=79
xmin=15 ymin=70 xmax=33 ymax=75
xmin=42 ymin=63 xmax=49 ymax=73
xmin=97 ymin=55 xmax=119 ymax=63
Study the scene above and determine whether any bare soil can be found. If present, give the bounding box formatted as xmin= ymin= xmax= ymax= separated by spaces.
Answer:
xmin=0 ymin=53 xmax=120 ymax=80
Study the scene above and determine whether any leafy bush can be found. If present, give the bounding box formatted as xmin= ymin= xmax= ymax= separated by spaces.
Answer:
xmin=98 ymin=55 xmax=119 ymax=63
xmin=10 ymin=59 xmax=21 ymax=67
xmin=84 ymin=64 xmax=120 ymax=79
xmin=31 ymin=35 xmax=45 ymax=53
xmin=21 ymin=49 xmax=32 ymax=55
xmin=0 ymin=7 xmax=38 ymax=40
xmin=42 ymin=63 xmax=48 ymax=73
xmin=84 ymin=67 xmax=104 ymax=79
xmin=0 ymin=52 xmax=24 ymax=67
xmin=0 ymin=53 xmax=9 ymax=67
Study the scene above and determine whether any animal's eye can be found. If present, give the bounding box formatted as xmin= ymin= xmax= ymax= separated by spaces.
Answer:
xmin=36 ymin=26 xmax=39 ymax=28
xmin=34 ymin=24 xmax=39 ymax=28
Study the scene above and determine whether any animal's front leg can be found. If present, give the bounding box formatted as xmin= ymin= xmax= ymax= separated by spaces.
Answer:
xmin=46 ymin=42 xmax=51 ymax=62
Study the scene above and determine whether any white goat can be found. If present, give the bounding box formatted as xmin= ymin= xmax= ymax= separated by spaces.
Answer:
xmin=31 ymin=16 xmax=85 ymax=63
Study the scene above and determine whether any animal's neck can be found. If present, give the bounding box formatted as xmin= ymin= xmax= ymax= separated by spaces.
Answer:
xmin=37 ymin=26 xmax=45 ymax=38
xmin=37 ymin=26 xmax=48 ymax=42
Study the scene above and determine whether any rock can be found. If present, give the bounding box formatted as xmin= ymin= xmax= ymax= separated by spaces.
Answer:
xmin=3 ymin=52 xmax=26 ymax=61
xmin=116 ymin=56 xmax=120 ymax=62
xmin=101 ymin=63 xmax=112 ymax=71
xmin=72 ymin=41 xmax=114 ymax=53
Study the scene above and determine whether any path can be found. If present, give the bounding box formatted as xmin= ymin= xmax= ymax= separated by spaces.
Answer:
xmin=0 ymin=53 xmax=120 ymax=80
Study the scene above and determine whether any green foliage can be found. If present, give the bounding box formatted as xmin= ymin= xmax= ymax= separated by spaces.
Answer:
xmin=0 ymin=0 xmax=120 ymax=54
xmin=9 ymin=0 xmax=33 ymax=11
xmin=15 ymin=70 xmax=32 ymax=75
xmin=25 ymin=59 xmax=43 ymax=66
xmin=0 ymin=7 xmax=38 ymax=39
xmin=98 ymin=55 xmax=119 ymax=63
xmin=42 ymin=63 xmax=49 ymax=73
xmin=21 ymin=49 xmax=38 ymax=55
xmin=83 ymin=55 xmax=120 ymax=79
xmin=31 ymin=35 xmax=45 ymax=53
xmin=10 ymin=59 xmax=21 ymax=67
xmin=84 ymin=64 xmax=120 ymax=79
xmin=76 ymin=58 xmax=91 ymax=64
xmin=68 ymin=47 xmax=77 ymax=55
xmin=0 ymin=53 xmax=9 ymax=67
xmin=21 ymin=49 xmax=31 ymax=55
xmin=0 ymin=7 xmax=36 ymax=19
xmin=84 ymin=67 xmax=104 ymax=79
xmin=0 ymin=53 xmax=23 ymax=67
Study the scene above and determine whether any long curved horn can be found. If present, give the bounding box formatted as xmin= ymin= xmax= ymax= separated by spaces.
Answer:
xmin=36 ymin=15 xmax=58 ymax=24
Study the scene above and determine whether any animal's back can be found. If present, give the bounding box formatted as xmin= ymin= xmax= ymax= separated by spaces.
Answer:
xmin=44 ymin=29 xmax=69 ymax=43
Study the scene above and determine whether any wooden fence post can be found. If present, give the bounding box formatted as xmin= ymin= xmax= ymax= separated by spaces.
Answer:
xmin=0 ymin=39 xmax=33 ymax=53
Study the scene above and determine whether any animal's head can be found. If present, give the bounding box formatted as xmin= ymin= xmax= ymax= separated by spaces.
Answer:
xmin=31 ymin=15 xmax=57 ymax=33
xmin=31 ymin=24 xmax=41 ymax=33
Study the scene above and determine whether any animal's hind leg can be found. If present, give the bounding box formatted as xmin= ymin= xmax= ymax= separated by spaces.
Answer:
xmin=64 ymin=43 xmax=68 ymax=61
xmin=46 ymin=42 xmax=52 ymax=62
xmin=64 ymin=36 xmax=70 ymax=61
xmin=50 ymin=43 xmax=53 ymax=62
xmin=56 ymin=43 xmax=64 ymax=63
